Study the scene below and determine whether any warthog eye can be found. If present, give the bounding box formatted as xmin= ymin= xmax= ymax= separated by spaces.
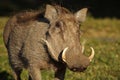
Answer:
xmin=55 ymin=21 xmax=63 ymax=28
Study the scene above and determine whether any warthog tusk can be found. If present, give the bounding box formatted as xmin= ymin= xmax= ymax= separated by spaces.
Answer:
xmin=89 ymin=47 xmax=95 ymax=62
xmin=81 ymin=40 xmax=86 ymax=53
xmin=81 ymin=45 xmax=85 ymax=53
xmin=41 ymin=38 xmax=58 ymax=61
xmin=62 ymin=47 xmax=69 ymax=63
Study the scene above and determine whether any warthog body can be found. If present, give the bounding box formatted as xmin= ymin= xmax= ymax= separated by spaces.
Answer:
xmin=3 ymin=5 xmax=94 ymax=80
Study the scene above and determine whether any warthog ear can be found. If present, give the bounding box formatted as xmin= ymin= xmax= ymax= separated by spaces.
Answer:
xmin=45 ymin=5 xmax=58 ymax=22
xmin=74 ymin=8 xmax=88 ymax=22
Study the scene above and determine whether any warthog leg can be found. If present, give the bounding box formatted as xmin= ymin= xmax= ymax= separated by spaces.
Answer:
xmin=54 ymin=64 xmax=66 ymax=80
xmin=13 ymin=69 xmax=22 ymax=80
xmin=28 ymin=66 xmax=41 ymax=80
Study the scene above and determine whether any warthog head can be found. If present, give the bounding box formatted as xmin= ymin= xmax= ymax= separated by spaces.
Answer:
xmin=42 ymin=5 xmax=94 ymax=72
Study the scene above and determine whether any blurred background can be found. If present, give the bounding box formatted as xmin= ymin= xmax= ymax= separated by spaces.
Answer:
xmin=0 ymin=0 xmax=120 ymax=18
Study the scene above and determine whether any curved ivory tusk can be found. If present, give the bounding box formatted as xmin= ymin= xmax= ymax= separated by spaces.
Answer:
xmin=41 ymin=38 xmax=58 ymax=61
xmin=62 ymin=47 xmax=69 ymax=63
xmin=89 ymin=47 xmax=95 ymax=62
xmin=81 ymin=45 xmax=85 ymax=53
xmin=81 ymin=40 xmax=86 ymax=53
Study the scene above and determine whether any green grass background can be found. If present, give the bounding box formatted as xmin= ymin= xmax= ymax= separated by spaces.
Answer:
xmin=0 ymin=17 xmax=120 ymax=80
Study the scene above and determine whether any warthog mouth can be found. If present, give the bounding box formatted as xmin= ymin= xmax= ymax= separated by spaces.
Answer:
xmin=70 ymin=67 xmax=87 ymax=72
xmin=41 ymin=38 xmax=95 ymax=62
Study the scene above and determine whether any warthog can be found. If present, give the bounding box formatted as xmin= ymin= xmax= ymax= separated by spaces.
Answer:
xmin=3 ymin=4 xmax=95 ymax=80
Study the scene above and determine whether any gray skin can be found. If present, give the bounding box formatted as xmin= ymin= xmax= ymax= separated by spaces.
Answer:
xmin=3 ymin=5 xmax=94 ymax=80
